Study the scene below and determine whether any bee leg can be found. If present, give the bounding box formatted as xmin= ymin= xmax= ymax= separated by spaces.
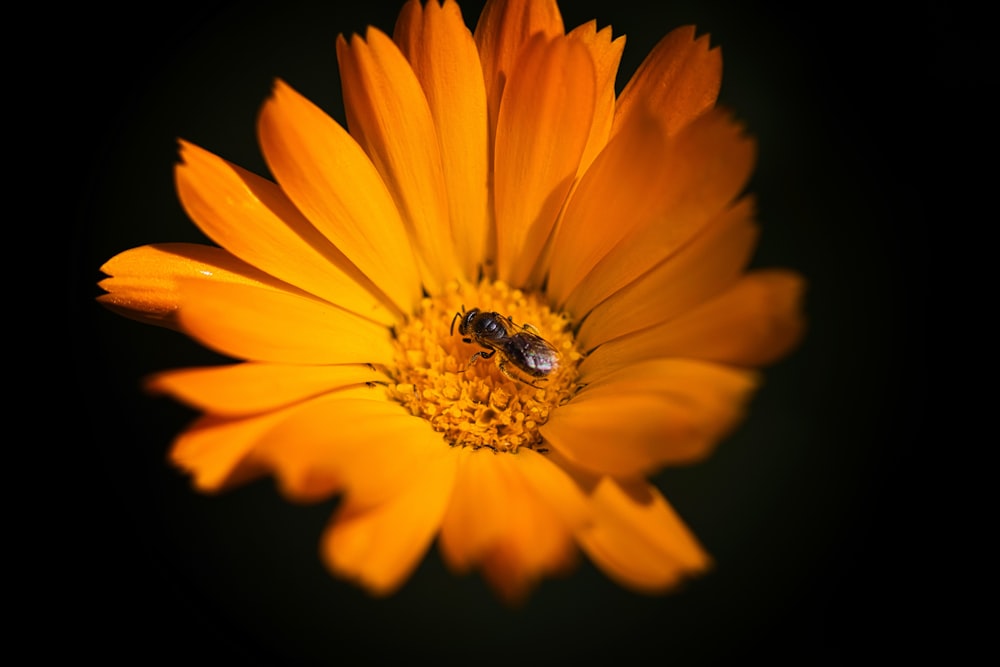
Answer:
xmin=497 ymin=360 xmax=546 ymax=388
xmin=466 ymin=349 xmax=495 ymax=370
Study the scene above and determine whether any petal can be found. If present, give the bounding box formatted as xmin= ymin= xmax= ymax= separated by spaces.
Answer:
xmin=175 ymin=140 xmax=400 ymax=325
xmin=338 ymin=28 xmax=463 ymax=291
xmin=249 ymin=392 xmax=452 ymax=507
xmin=576 ymin=197 xmax=758 ymax=349
xmin=577 ymin=477 xmax=711 ymax=593
xmin=542 ymin=359 xmax=758 ymax=477
xmin=613 ymin=25 xmax=721 ymax=139
xmin=562 ymin=109 xmax=757 ymax=318
xmin=393 ymin=0 xmax=490 ymax=281
xmin=170 ymin=410 xmax=291 ymax=493
xmin=175 ymin=279 xmax=395 ymax=365
xmin=146 ymin=362 xmax=389 ymax=417
xmin=493 ymin=34 xmax=595 ymax=287
xmin=257 ymin=79 xmax=422 ymax=313
xmin=439 ymin=448 xmax=581 ymax=603
xmin=567 ymin=20 xmax=625 ymax=177
xmin=320 ymin=446 xmax=458 ymax=596
xmin=544 ymin=111 xmax=671 ymax=307
xmin=473 ymin=0 xmax=564 ymax=145
xmin=580 ymin=270 xmax=807 ymax=379
xmin=97 ymin=243 xmax=292 ymax=330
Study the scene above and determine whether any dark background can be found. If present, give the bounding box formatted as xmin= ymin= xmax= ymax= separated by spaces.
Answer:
xmin=56 ymin=0 xmax=934 ymax=663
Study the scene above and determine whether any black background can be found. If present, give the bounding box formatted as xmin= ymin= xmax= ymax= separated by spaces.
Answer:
xmin=53 ymin=0 xmax=935 ymax=663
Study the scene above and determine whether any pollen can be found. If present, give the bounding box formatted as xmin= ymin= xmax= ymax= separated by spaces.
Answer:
xmin=385 ymin=279 xmax=582 ymax=453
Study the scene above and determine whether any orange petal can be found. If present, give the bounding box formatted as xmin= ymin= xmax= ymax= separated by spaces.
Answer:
xmin=567 ymin=20 xmax=625 ymax=177
xmin=394 ymin=0 xmax=490 ymax=280
xmin=439 ymin=448 xmax=580 ymax=604
xmin=146 ymin=362 xmax=389 ymax=417
xmin=175 ymin=278 xmax=394 ymax=365
xmin=577 ymin=477 xmax=711 ymax=593
xmin=320 ymin=447 xmax=458 ymax=596
xmin=175 ymin=140 xmax=400 ymax=325
xmin=473 ymin=0 xmax=564 ymax=146
xmin=576 ymin=197 xmax=758 ymax=349
xmin=170 ymin=409 xmax=293 ymax=493
xmin=544 ymin=111 xmax=671 ymax=307
xmin=542 ymin=359 xmax=758 ymax=477
xmin=257 ymin=79 xmax=422 ymax=312
xmin=613 ymin=25 xmax=721 ymax=139
xmin=438 ymin=447 xmax=512 ymax=572
xmin=249 ymin=391 xmax=451 ymax=507
xmin=581 ymin=270 xmax=807 ymax=379
xmin=493 ymin=34 xmax=595 ymax=287
xmin=97 ymin=243 xmax=294 ymax=330
xmin=337 ymin=28 xmax=463 ymax=291
xmin=562 ymin=109 xmax=756 ymax=318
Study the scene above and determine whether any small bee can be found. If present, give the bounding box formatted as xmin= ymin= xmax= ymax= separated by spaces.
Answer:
xmin=451 ymin=307 xmax=560 ymax=387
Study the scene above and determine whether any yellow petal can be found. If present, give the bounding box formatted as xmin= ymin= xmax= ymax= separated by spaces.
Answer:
xmin=493 ymin=34 xmax=595 ymax=287
xmin=567 ymin=20 xmax=625 ymax=177
xmin=576 ymin=197 xmax=758 ymax=350
xmin=542 ymin=359 xmax=758 ymax=477
xmin=338 ymin=28 xmax=463 ymax=292
xmin=321 ymin=447 xmax=458 ymax=596
xmin=146 ymin=362 xmax=389 ymax=417
xmin=175 ymin=278 xmax=394 ymax=365
xmin=577 ymin=477 xmax=711 ymax=593
xmin=473 ymin=0 xmax=564 ymax=146
xmin=613 ymin=25 xmax=721 ymax=139
xmin=580 ymin=270 xmax=807 ymax=379
xmin=562 ymin=109 xmax=756 ymax=318
xmin=175 ymin=140 xmax=400 ymax=325
xmin=249 ymin=391 xmax=451 ymax=507
xmin=97 ymin=242 xmax=293 ymax=330
xmin=393 ymin=0 xmax=490 ymax=281
xmin=257 ymin=79 xmax=422 ymax=312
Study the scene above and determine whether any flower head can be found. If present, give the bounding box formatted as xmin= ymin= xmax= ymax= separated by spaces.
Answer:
xmin=98 ymin=0 xmax=805 ymax=604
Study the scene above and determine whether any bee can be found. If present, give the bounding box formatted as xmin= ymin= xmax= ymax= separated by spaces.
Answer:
xmin=451 ymin=307 xmax=560 ymax=387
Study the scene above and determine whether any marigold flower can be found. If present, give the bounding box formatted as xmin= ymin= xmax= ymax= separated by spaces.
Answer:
xmin=97 ymin=0 xmax=805 ymax=604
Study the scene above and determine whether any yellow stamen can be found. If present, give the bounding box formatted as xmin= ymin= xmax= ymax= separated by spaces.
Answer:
xmin=386 ymin=279 xmax=581 ymax=453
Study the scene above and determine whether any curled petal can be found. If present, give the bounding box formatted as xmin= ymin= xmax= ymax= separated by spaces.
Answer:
xmin=581 ymin=270 xmax=807 ymax=379
xmin=577 ymin=477 xmax=712 ymax=594
xmin=613 ymin=25 xmax=721 ymax=138
xmin=542 ymin=359 xmax=758 ymax=477
xmin=97 ymin=243 xmax=295 ymax=331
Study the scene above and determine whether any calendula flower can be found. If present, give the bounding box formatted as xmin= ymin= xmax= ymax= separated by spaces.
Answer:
xmin=97 ymin=0 xmax=805 ymax=604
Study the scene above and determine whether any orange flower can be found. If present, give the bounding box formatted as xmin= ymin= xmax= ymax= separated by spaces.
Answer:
xmin=97 ymin=0 xmax=805 ymax=605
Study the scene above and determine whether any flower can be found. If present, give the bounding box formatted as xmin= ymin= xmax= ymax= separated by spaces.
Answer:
xmin=97 ymin=0 xmax=805 ymax=605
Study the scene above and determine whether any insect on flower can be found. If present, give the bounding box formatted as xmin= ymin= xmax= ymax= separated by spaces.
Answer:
xmin=451 ymin=307 xmax=560 ymax=387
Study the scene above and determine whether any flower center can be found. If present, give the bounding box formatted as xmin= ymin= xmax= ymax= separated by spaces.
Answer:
xmin=386 ymin=279 xmax=581 ymax=453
